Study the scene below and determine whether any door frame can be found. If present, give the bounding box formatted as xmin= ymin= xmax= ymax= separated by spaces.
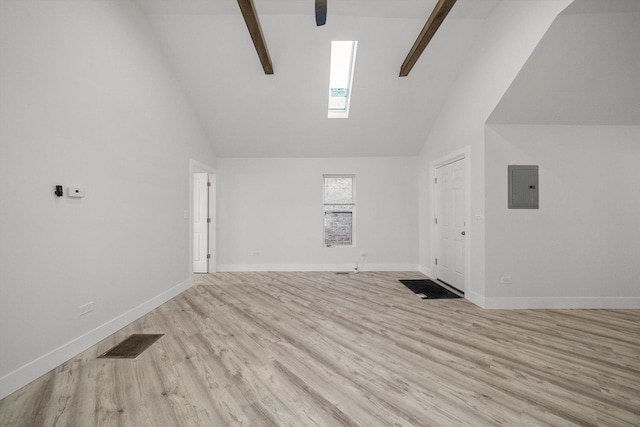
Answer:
xmin=193 ymin=172 xmax=209 ymax=273
xmin=190 ymin=159 xmax=217 ymax=277
xmin=430 ymin=146 xmax=471 ymax=294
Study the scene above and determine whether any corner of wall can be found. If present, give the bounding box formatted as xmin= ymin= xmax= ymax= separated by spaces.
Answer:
xmin=0 ymin=277 xmax=194 ymax=400
xmin=419 ymin=265 xmax=434 ymax=279
xmin=416 ymin=0 xmax=572 ymax=311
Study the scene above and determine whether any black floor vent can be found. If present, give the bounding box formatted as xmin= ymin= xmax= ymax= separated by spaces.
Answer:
xmin=98 ymin=334 xmax=164 ymax=359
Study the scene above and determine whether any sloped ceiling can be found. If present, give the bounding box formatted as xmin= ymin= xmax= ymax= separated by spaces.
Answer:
xmin=489 ymin=0 xmax=640 ymax=125
xmin=135 ymin=0 xmax=500 ymax=157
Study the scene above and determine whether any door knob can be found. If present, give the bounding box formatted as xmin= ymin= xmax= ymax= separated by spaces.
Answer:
xmin=461 ymin=231 xmax=466 ymax=235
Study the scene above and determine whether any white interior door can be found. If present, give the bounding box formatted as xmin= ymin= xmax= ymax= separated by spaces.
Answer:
xmin=435 ymin=158 xmax=466 ymax=291
xmin=193 ymin=173 xmax=208 ymax=273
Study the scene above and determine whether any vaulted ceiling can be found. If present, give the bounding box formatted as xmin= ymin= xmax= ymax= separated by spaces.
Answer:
xmin=135 ymin=0 xmax=500 ymax=157
xmin=489 ymin=0 xmax=640 ymax=125
xmin=135 ymin=0 xmax=639 ymax=157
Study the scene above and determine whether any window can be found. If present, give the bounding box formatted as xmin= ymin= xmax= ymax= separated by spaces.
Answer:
xmin=323 ymin=175 xmax=355 ymax=246
xmin=328 ymin=41 xmax=358 ymax=119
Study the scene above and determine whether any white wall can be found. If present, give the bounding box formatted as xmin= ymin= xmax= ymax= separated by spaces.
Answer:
xmin=217 ymin=157 xmax=418 ymax=271
xmin=417 ymin=0 xmax=572 ymax=306
xmin=0 ymin=0 xmax=216 ymax=398
xmin=489 ymin=10 xmax=640 ymax=125
xmin=484 ymin=125 xmax=640 ymax=308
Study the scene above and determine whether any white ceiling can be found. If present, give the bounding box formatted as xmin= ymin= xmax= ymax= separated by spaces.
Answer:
xmin=136 ymin=0 xmax=500 ymax=19
xmin=132 ymin=0 xmax=640 ymax=156
xmin=135 ymin=0 xmax=500 ymax=157
xmin=561 ymin=0 xmax=640 ymax=15
xmin=489 ymin=0 xmax=640 ymax=125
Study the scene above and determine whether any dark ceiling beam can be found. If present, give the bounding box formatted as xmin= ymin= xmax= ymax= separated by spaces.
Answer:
xmin=399 ymin=0 xmax=457 ymax=77
xmin=237 ymin=0 xmax=274 ymax=75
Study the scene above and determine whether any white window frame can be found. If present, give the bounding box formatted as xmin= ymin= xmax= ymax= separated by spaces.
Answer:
xmin=328 ymin=41 xmax=358 ymax=119
xmin=323 ymin=174 xmax=356 ymax=247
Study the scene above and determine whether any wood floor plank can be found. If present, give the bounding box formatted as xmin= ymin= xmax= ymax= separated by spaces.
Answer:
xmin=1 ymin=272 xmax=639 ymax=426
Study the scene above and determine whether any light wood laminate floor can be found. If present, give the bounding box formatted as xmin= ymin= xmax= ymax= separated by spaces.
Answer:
xmin=1 ymin=272 xmax=639 ymax=426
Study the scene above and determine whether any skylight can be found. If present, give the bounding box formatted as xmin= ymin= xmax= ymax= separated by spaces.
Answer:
xmin=328 ymin=41 xmax=358 ymax=119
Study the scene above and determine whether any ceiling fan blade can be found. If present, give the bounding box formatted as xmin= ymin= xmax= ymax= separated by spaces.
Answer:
xmin=315 ymin=0 xmax=327 ymax=26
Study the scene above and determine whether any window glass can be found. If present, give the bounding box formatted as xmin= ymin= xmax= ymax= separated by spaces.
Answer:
xmin=323 ymin=175 xmax=354 ymax=246
xmin=328 ymin=41 xmax=358 ymax=118
xmin=323 ymin=176 xmax=353 ymax=204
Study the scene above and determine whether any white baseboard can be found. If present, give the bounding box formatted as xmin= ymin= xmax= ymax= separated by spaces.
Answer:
xmin=0 ymin=278 xmax=193 ymax=400
xmin=217 ymin=264 xmax=420 ymax=272
xmin=482 ymin=296 xmax=640 ymax=310
xmin=465 ymin=291 xmax=486 ymax=308
xmin=404 ymin=272 xmax=640 ymax=310
xmin=418 ymin=265 xmax=435 ymax=279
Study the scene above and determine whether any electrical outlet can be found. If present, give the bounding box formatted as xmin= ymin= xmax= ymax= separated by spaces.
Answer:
xmin=500 ymin=276 xmax=512 ymax=285
xmin=79 ymin=302 xmax=94 ymax=316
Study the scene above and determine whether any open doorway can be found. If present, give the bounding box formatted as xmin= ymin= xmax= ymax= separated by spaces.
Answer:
xmin=190 ymin=160 xmax=216 ymax=274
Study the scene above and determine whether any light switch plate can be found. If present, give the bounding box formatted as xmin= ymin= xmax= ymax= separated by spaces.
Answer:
xmin=67 ymin=187 xmax=85 ymax=198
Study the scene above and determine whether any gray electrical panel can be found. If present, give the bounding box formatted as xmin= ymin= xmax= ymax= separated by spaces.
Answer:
xmin=508 ymin=165 xmax=539 ymax=209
